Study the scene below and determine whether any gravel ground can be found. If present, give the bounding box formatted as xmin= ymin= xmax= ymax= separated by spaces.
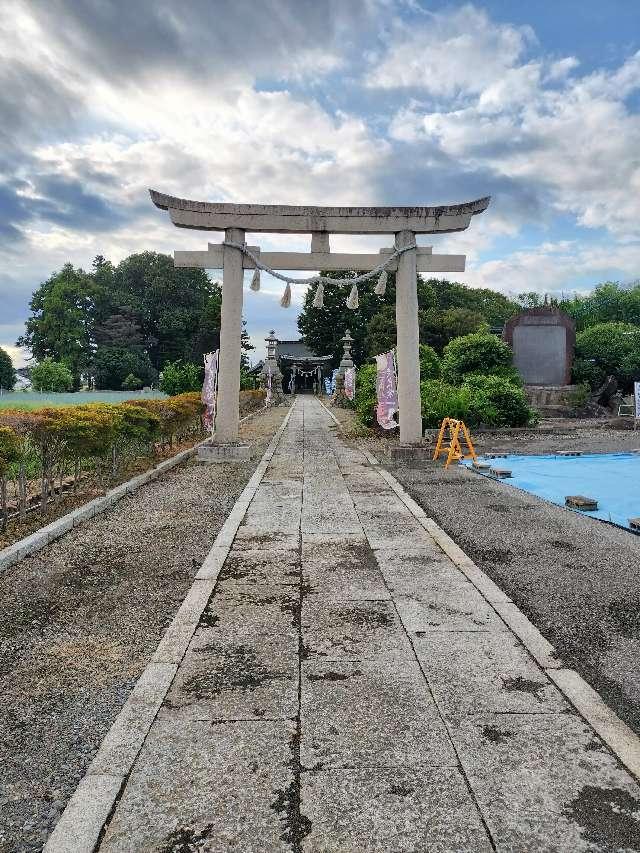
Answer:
xmin=354 ymin=421 xmax=640 ymax=742
xmin=0 ymin=405 xmax=288 ymax=853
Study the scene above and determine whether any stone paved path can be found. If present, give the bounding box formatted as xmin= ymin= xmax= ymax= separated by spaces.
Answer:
xmin=68 ymin=398 xmax=640 ymax=851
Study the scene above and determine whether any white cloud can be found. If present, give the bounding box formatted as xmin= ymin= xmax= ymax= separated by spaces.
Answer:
xmin=459 ymin=239 xmax=640 ymax=297
xmin=367 ymin=5 xmax=534 ymax=96
xmin=387 ymin=43 xmax=640 ymax=238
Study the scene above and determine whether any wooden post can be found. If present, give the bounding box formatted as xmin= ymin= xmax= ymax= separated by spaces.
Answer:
xmin=395 ymin=230 xmax=422 ymax=444
xmin=215 ymin=227 xmax=245 ymax=442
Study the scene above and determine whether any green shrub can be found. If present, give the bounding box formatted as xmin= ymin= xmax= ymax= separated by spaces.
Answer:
xmin=159 ymin=360 xmax=202 ymax=395
xmin=565 ymin=382 xmax=590 ymax=409
xmin=353 ymin=363 xmax=377 ymax=426
xmin=572 ymin=357 xmax=606 ymax=390
xmin=122 ymin=373 xmax=143 ymax=391
xmin=442 ymin=333 xmax=514 ymax=384
xmin=31 ymin=358 xmax=73 ymax=392
xmin=420 ymin=380 xmax=471 ymax=428
xmin=0 ymin=424 xmax=20 ymax=472
xmin=419 ymin=345 xmax=440 ymax=381
xmin=463 ymin=375 xmax=533 ymax=427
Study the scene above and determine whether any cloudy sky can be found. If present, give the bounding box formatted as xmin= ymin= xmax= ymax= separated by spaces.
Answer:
xmin=1 ymin=0 xmax=639 ymax=366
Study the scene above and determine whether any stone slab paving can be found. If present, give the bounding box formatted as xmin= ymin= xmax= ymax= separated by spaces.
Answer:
xmin=50 ymin=397 xmax=640 ymax=852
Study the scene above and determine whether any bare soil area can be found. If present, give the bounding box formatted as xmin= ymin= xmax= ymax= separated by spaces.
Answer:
xmin=0 ymin=405 xmax=288 ymax=853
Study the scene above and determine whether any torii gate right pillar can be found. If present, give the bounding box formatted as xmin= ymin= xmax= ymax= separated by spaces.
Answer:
xmin=395 ymin=230 xmax=422 ymax=444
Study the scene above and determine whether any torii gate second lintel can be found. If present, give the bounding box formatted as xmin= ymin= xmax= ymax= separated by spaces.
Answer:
xmin=149 ymin=190 xmax=490 ymax=445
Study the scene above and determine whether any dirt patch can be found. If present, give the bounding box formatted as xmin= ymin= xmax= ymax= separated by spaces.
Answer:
xmin=564 ymin=786 xmax=640 ymax=850
xmin=481 ymin=724 xmax=513 ymax=744
xmin=184 ymin=644 xmax=287 ymax=698
xmin=608 ymin=598 xmax=640 ymax=640
xmin=157 ymin=823 xmax=217 ymax=852
xmin=337 ymin=604 xmax=394 ymax=630
xmin=500 ymin=676 xmax=546 ymax=698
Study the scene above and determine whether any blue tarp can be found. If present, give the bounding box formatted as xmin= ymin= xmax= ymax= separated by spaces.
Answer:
xmin=464 ymin=452 xmax=640 ymax=531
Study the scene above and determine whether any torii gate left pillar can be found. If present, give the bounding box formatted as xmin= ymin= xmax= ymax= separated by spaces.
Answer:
xmin=149 ymin=191 xmax=490 ymax=446
xmin=217 ymin=227 xmax=244 ymax=442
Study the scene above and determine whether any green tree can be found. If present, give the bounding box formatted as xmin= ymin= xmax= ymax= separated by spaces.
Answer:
xmin=112 ymin=252 xmax=216 ymax=369
xmin=17 ymin=263 xmax=98 ymax=388
xmin=31 ymin=357 xmax=73 ymax=392
xmin=574 ymin=322 xmax=640 ymax=390
xmin=431 ymin=279 xmax=517 ymax=328
xmin=442 ymin=333 xmax=515 ymax=384
xmin=298 ymin=271 xmax=436 ymax=366
xmin=94 ymin=347 xmax=157 ymax=390
xmin=420 ymin=307 xmax=490 ymax=351
xmin=561 ymin=282 xmax=640 ymax=331
xmin=0 ymin=347 xmax=16 ymax=390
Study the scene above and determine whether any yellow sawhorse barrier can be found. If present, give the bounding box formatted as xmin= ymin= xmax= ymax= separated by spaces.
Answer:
xmin=433 ymin=418 xmax=478 ymax=468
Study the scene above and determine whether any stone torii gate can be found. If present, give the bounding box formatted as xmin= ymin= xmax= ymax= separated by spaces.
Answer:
xmin=150 ymin=191 xmax=490 ymax=445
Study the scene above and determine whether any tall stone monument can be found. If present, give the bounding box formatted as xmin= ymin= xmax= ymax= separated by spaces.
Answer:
xmin=503 ymin=307 xmax=576 ymax=409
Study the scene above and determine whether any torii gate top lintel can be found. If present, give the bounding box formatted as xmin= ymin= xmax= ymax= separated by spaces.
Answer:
xmin=149 ymin=189 xmax=490 ymax=235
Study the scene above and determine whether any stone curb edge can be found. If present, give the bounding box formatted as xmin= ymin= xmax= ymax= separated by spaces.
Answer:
xmin=0 ymin=405 xmax=272 ymax=575
xmin=43 ymin=405 xmax=293 ymax=853
xmin=358 ymin=440 xmax=640 ymax=783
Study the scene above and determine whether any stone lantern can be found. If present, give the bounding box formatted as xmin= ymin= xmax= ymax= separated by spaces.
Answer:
xmin=334 ymin=329 xmax=354 ymax=405
xmin=260 ymin=330 xmax=284 ymax=403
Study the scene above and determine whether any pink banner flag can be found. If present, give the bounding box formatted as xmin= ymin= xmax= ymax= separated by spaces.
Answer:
xmin=202 ymin=350 xmax=219 ymax=432
xmin=265 ymin=368 xmax=273 ymax=404
xmin=375 ymin=350 xmax=399 ymax=430
xmin=344 ymin=367 xmax=355 ymax=401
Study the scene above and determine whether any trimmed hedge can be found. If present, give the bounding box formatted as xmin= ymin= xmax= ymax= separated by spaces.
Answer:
xmin=0 ymin=392 xmax=204 ymax=526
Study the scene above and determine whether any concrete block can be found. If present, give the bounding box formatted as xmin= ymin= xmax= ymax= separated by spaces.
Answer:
xmin=151 ymin=621 xmax=198 ymax=665
xmin=557 ymin=450 xmax=582 ymax=457
xmin=565 ymin=495 xmax=598 ymax=510
xmin=387 ymin=445 xmax=433 ymax=463
xmin=490 ymin=600 xmax=562 ymax=669
xmin=42 ymin=773 xmax=123 ymax=853
xmin=490 ymin=468 xmax=512 ymax=478
xmin=0 ymin=548 xmax=19 ymax=572
xmin=129 ymin=662 xmax=178 ymax=707
xmin=14 ymin=529 xmax=50 ymax=559
xmin=548 ymin=668 xmax=640 ymax=780
xmin=197 ymin=443 xmax=251 ymax=463
xmin=196 ymin=545 xmax=230 ymax=580
xmin=173 ymin=578 xmax=216 ymax=623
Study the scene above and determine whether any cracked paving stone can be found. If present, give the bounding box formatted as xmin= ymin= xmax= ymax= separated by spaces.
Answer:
xmin=414 ymin=631 xmax=568 ymax=719
xmin=302 ymin=540 xmax=389 ymax=602
xmin=302 ymin=599 xmax=414 ymax=661
xmin=302 ymin=767 xmax=493 ymax=853
xmin=99 ymin=718 xmax=296 ymax=852
xmin=301 ymin=659 xmax=456 ymax=769
xmin=450 ymin=712 xmax=640 ymax=852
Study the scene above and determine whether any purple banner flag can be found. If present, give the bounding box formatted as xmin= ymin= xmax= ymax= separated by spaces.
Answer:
xmin=375 ymin=350 xmax=398 ymax=430
xmin=202 ymin=350 xmax=219 ymax=432
xmin=344 ymin=367 xmax=355 ymax=401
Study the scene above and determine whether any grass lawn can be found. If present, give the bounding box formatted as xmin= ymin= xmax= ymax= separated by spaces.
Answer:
xmin=0 ymin=390 xmax=167 ymax=409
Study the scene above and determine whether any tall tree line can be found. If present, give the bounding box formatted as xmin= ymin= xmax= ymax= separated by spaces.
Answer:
xmin=18 ymin=253 xmax=224 ymax=389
